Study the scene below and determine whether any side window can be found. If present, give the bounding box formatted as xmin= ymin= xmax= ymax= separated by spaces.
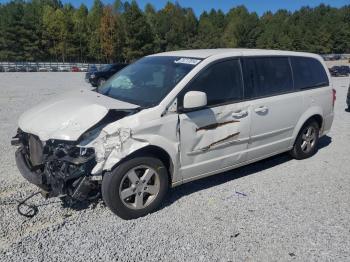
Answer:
xmin=291 ymin=57 xmax=329 ymax=90
xmin=180 ymin=59 xmax=243 ymax=107
xmin=243 ymin=57 xmax=293 ymax=99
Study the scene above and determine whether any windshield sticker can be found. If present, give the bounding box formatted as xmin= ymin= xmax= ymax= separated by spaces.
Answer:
xmin=174 ymin=58 xmax=201 ymax=65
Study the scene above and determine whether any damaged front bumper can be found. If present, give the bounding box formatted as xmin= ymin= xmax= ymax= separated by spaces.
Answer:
xmin=15 ymin=148 xmax=48 ymax=191
xmin=12 ymin=130 xmax=99 ymax=201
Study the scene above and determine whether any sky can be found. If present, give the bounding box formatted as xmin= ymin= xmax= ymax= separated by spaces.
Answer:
xmin=0 ymin=0 xmax=349 ymax=16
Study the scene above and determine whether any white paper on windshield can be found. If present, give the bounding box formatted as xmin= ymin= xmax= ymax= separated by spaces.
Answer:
xmin=174 ymin=58 xmax=201 ymax=65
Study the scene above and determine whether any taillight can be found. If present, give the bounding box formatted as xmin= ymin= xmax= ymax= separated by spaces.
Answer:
xmin=332 ymin=88 xmax=336 ymax=108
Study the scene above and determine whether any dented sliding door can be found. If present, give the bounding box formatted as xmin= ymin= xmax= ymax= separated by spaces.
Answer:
xmin=179 ymin=102 xmax=251 ymax=182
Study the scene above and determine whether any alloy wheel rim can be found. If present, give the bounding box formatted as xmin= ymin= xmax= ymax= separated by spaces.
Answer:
xmin=301 ymin=126 xmax=316 ymax=153
xmin=119 ymin=165 xmax=160 ymax=210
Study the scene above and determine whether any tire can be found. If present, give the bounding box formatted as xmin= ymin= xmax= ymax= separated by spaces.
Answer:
xmin=102 ymin=156 xmax=169 ymax=220
xmin=290 ymin=120 xmax=320 ymax=160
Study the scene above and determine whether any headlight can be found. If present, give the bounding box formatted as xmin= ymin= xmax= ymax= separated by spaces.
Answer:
xmin=90 ymin=74 xmax=96 ymax=79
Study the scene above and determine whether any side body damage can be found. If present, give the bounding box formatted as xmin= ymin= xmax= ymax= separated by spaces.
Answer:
xmin=81 ymin=109 xmax=180 ymax=178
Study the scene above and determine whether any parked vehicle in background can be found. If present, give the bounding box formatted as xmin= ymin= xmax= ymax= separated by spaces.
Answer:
xmin=71 ymin=66 xmax=80 ymax=72
xmin=87 ymin=63 xmax=128 ymax=88
xmin=88 ymin=64 xmax=97 ymax=72
xmin=8 ymin=66 xmax=16 ymax=72
xmin=39 ymin=66 xmax=50 ymax=72
xmin=328 ymin=54 xmax=342 ymax=61
xmin=58 ymin=66 xmax=69 ymax=72
xmin=338 ymin=65 xmax=350 ymax=76
xmin=0 ymin=66 xmax=4 ymax=72
xmin=12 ymin=49 xmax=335 ymax=220
xmin=79 ymin=66 xmax=88 ymax=72
xmin=85 ymin=65 xmax=98 ymax=83
xmin=0 ymin=63 xmax=109 ymax=73
xmin=329 ymin=66 xmax=339 ymax=76
xmin=48 ymin=66 xmax=58 ymax=72
xmin=26 ymin=66 xmax=38 ymax=72
xmin=329 ymin=65 xmax=350 ymax=77
xmin=16 ymin=66 xmax=27 ymax=72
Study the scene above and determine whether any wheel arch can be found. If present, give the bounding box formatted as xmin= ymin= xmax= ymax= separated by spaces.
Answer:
xmin=309 ymin=114 xmax=323 ymax=129
xmin=108 ymin=145 xmax=175 ymax=185
xmin=291 ymin=108 xmax=324 ymax=147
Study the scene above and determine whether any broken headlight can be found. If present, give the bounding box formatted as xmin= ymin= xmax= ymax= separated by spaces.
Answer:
xmin=43 ymin=141 xmax=97 ymax=197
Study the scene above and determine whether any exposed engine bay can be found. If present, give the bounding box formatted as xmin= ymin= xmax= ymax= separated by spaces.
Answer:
xmin=12 ymin=109 xmax=136 ymax=202
xmin=14 ymin=130 xmax=98 ymax=201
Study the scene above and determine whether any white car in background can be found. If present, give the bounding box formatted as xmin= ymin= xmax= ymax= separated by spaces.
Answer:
xmin=79 ymin=66 xmax=88 ymax=72
xmin=38 ymin=66 xmax=49 ymax=72
xmin=12 ymin=49 xmax=335 ymax=219
xmin=58 ymin=65 xmax=69 ymax=72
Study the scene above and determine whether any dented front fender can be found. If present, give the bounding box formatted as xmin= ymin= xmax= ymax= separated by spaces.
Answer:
xmin=90 ymin=127 xmax=149 ymax=174
xmin=80 ymin=112 xmax=181 ymax=183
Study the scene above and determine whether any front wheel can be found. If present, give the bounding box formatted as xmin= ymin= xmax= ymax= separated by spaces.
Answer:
xmin=290 ymin=120 xmax=320 ymax=160
xmin=102 ymin=156 xmax=169 ymax=220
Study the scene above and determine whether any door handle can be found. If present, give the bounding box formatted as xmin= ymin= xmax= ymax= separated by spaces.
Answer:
xmin=254 ymin=106 xmax=268 ymax=113
xmin=232 ymin=110 xmax=248 ymax=118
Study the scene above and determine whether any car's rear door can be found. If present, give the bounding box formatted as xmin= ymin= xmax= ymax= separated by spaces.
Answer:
xmin=178 ymin=59 xmax=251 ymax=182
xmin=242 ymin=56 xmax=303 ymax=160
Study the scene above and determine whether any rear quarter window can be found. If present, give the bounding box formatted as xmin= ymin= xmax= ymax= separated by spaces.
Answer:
xmin=290 ymin=57 xmax=329 ymax=90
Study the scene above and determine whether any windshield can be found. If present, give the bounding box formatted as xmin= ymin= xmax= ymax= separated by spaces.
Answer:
xmin=98 ymin=56 xmax=202 ymax=107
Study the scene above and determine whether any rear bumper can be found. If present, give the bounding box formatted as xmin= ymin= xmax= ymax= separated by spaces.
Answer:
xmin=15 ymin=148 xmax=48 ymax=191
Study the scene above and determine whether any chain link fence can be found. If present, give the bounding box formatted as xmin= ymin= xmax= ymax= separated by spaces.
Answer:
xmin=0 ymin=62 xmax=107 ymax=72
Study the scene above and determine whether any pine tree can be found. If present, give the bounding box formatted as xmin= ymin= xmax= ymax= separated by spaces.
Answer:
xmin=122 ymin=1 xmax=154 ymax=61
xmin=87 ymin=0 xmax=103 ymax=62
xmin=145 ymin=3 xmax=161 ymax=52
xmin=100 ymin=5 xmax=124 ymax=63
xmin=155 ymin=2 xmax=191 ymax=51
xmin=194 ymin=9 xmax=226 ymax=48
xmin=72 ymin=4 xmax=88 ymax=62
xmin=223 ymin=6 xmax=260 ymax=48
xmin=0 ymin=1 xmax=26 ymax=61
xmin=42 ymin=6 xmax=71 ymax=62
xmin=256 ymin=10 xmax=293 ymax=50
xmin=0 ymin=1 xmax=349 ymax=62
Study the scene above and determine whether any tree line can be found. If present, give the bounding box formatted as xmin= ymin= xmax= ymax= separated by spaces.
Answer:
xmin=0 ymin=0 xmax=349 ymax=63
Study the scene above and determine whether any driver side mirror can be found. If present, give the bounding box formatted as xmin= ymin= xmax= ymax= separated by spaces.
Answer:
xmin=183 ymin=91 xmax=207 ymax=110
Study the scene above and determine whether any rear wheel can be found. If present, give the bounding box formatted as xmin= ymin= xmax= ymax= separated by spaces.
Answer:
xmin=290 ymin=120 xmax=320 ymax=160
xmin=102 ymin=156 xmax=169 ymax=220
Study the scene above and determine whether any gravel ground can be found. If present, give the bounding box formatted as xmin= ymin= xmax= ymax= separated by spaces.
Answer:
xmin=0 ymin=72 xmax=349 ymax=261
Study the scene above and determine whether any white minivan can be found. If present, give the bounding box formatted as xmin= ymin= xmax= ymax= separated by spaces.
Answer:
xmin=12 ymin=49 xmax=335 ymax=219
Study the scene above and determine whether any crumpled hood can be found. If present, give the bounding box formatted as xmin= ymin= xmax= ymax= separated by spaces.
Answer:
xmin=18 ymin=89 xmax=139 ymax=141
